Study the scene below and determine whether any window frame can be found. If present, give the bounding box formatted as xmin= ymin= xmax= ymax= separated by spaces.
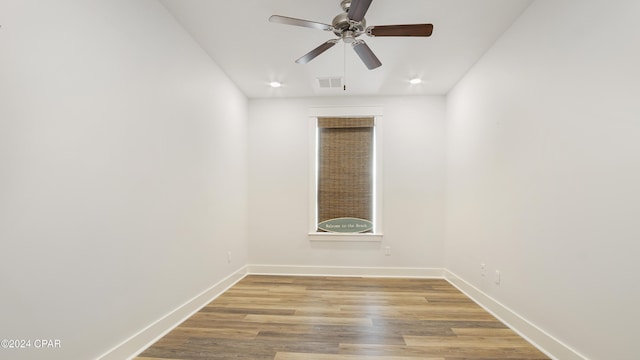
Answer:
xmin=307 ymin=106 xmax=384 ymax=242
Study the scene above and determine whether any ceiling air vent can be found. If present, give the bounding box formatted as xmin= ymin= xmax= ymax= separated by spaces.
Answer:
xmin=317 ymin=77 xmax=343 ymax=89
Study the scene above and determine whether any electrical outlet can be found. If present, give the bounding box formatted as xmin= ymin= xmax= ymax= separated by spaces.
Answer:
xmin=384 ymin=246 xmax=391 ymax=256
xmin=494 ymin=270 xmax=501 ymax=285
xmin=480 ymin=263 xmax=486 ymax=277
xmin=227 ymin=251 xmax=232 ymax=264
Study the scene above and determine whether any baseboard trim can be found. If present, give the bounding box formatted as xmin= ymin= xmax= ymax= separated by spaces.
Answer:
xmin=246 ymin=264 xmax=445 ymax=278
xmin=444 ymin=269 xmax=587 ymax=360
xmin=98 ymin=265 xmax=587 ymax=360
xmin=98 ymin=266 xmax=248 ymax=360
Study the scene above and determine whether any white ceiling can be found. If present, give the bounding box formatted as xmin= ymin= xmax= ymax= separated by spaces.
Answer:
xmin=160 ymin=0 xmax=532 ymax=98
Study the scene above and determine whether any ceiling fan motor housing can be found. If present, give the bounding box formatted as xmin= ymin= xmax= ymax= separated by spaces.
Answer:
xmin=332 ymin=13 xmax=366 ymax=38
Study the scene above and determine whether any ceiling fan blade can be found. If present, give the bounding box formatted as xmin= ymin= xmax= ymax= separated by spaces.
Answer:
xmin=296 ymin=39 xmax=339 ymax=64
xmin=352 ymin=40 xmax=382 ymax=70
xmin=366 ymin=24 xmax=434 ymax=37
xmin=269 ymin=15 xmax=333 ymax=31
xmin=347 ymin=0 xmax=373 ymax=22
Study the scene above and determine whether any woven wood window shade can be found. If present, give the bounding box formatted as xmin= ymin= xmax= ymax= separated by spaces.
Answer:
xmin=317 ymin=117 xmax=374 ymax=232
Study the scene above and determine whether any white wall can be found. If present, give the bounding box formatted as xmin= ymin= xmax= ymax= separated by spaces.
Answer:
xmin=0 ymin=1 xmax=248 ymax=359
xmin=248 ymin=96 xmax=445 ymax=270
xmin=445 ymin=1 xmax=640 ymax=359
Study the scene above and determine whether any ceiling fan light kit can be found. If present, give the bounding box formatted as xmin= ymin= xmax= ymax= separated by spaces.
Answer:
xmin=269 ymin=0 xmax=433 ymax=70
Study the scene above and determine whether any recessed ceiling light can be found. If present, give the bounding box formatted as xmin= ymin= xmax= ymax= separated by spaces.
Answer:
xmin=269 ymin=81 xmax=282 ymax=88
xmin=409 ymin=78 xmax=423 ymax=85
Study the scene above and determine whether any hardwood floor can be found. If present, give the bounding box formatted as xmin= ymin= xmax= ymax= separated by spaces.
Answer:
xmin=136 ymin=275 xmax=549 ymax=360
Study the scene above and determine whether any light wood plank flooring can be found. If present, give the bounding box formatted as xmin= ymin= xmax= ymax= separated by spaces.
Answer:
xmin=136 ymin=275 xmax=549 ymax=360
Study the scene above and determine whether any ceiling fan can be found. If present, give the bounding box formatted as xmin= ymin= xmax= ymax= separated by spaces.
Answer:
xmin=269 ymin=0 xmax=433 ymax=70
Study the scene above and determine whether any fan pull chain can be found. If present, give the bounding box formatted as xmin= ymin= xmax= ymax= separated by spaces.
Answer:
xmin=343 ymin=42 xmax=347 ymax=91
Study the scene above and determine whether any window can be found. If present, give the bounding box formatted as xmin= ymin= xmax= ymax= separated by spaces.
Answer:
xmin=317 ymin=117 xmax=374 ymax=233
xmin=308 ymin=107 xmax=383 ymax=241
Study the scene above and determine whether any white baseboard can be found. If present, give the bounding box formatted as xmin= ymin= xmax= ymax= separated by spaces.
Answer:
xmin=98 ymin=265 xmax=586 ymax=360
xmin=444 ymin=269 xmax=588 ymax=360
xmin=247 ymin=264 xmax=445 ymax=278
xmin=98 ymin=266 xmax=248 ymax=360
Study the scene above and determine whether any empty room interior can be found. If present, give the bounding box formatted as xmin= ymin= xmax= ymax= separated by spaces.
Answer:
xmin=1 ymin=0 xmax=638 ymax=359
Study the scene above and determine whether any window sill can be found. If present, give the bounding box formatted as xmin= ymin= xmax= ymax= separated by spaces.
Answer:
xmin=308 ymin=233 xmax=383 ymax=242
